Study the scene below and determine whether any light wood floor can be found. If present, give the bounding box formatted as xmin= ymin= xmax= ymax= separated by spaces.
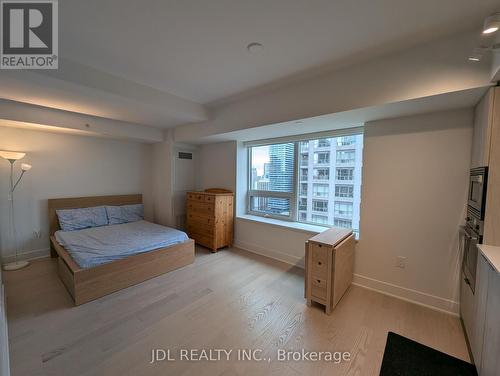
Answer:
xmin=4 ymin=246 xmax=470 ymax=376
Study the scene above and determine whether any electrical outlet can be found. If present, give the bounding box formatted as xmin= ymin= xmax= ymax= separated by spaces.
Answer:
xmin=396 ymin=256 xmax=407 ymax=269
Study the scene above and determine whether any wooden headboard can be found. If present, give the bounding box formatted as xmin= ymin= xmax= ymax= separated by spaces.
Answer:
xmin=48 ymin=194 xmax=142 ymax=237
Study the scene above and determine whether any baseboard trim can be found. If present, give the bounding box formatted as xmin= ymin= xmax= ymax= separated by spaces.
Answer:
xmin=233 ymin=240 xmax=305 ymax=268
xmin=352 ymin=274 xmax=459 ymax=316
xmin=1 ymin=248 xmax=50 ymax=264
xmin=233 ymin=238 xmax=459 ymax=316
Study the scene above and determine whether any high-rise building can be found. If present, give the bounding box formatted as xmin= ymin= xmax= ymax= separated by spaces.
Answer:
xmin=298 ymin=135 xmax=363 ymax=233
xmin=263 ymin=163 xmax=270 ymax=179
xmin=268 ymin=143 xmax=294 ymax=214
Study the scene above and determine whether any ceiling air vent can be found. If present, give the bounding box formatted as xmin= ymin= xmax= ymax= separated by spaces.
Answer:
xmin=178 ymin=152 xmax=193 ymax=160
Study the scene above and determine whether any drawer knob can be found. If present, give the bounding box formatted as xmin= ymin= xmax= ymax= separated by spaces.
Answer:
xmin=318 ymin=244 xmax=322 ymax=248
xmin=317 ymin=279 xmax=321 ymax=283
xmin=318 ymin=262 xmax=322 ymax=266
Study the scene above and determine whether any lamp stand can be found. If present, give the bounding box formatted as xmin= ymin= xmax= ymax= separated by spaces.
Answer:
xmin=2 ymin=159 xmax=29 ymax=271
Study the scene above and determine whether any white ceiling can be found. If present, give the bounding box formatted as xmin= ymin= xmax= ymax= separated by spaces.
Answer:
xmin=195 ymin=87 xmax=491 ymax=144
xmin=0 ymin=0 xmax=498 ymax=132
xmin=60 ymin=0 xmax=499 ymax=104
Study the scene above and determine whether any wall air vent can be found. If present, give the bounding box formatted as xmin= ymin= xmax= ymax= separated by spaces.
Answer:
xmin=178 ymin=152 xmax=193 ymax=160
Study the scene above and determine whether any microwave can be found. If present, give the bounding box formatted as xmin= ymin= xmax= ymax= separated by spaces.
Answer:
xmin=468 ymin=167 xmax=488 ymax=219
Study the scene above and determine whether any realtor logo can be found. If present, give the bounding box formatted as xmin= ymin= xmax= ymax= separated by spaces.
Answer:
xmin=1 ymin=0 xmax=58 ymax=69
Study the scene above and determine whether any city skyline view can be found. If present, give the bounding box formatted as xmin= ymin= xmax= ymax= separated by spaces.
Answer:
xmin=249 ymin=134 xmax=363 ymax=233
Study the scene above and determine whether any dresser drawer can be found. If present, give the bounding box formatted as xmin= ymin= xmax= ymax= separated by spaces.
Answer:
xmin=311 ymin=277 xmax=327 ymax=300
xmin=203 ymin=194 xmax=215 ymax=203
xmin=187 ymin=213 xmax=215 ymax=226
xmin=190 ymin=232 xmax=214 ymax=249
xmin=310 ymin=242 xmax=330 ymax=265
xmin=187 ymin=223 xmax=214 ymax=236
xmin=187 ymin=192 xmax=205 ymax=202
xmin=187 ymin=201 xmax=215 ymax=216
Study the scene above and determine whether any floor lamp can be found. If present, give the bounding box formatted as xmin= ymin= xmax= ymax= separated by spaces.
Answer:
xmin=0 ymin=151 xmax=32 ymax=271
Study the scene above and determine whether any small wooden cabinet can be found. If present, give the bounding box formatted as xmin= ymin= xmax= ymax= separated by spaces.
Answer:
xmin=305 ymin=228 xmax=355 ymax=314
xmin=186 ymin=190 xmax=234 ymax=252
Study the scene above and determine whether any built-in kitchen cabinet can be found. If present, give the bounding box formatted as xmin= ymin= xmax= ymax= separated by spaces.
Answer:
xmin=468 ymin=85 xmax=500 ymax=375
xmin=480 ymin=261 xmax=500 ymax=375
xmin=484 ymin=87 xmax=500 ymax=246
xmin=471 ymin=89 xmax=495 ymax=168
xmin=471 ymin=254 xmax=490 ymax=373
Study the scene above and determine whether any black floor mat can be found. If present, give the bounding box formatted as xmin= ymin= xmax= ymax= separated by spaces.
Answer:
xmin=379 ymin=332 xmax=477 ymax=376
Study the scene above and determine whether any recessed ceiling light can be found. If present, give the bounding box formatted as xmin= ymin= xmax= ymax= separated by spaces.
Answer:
xmin=247 ymin=42 xmax=263 ymax=53
xmin=468 ymin=47 xmax=487 ymax=62
xmin=482 ymin=13 xmax=500 ymax=34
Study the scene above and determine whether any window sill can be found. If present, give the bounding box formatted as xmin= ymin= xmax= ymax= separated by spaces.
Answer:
xmin=236 ymin=214 xmax=329 ymax=235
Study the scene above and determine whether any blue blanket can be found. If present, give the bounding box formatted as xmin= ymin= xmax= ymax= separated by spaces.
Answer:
xmin=55 ymin=220 xmax=189 ymax=269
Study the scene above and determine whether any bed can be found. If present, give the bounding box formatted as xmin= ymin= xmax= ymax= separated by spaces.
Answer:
xmin=48 ymin=194 xmax=195 ymax=305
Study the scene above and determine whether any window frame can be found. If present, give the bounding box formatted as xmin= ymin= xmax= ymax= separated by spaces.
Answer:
xmin=245 ymin=127 xmax=363 ymax=227
xmin=335 ymin=184 xmax=354 ymax=198
xmin=336 ymin=167 xmax=354 ymax=181
xmin=336 ymin=149 xmax=355 ymax=164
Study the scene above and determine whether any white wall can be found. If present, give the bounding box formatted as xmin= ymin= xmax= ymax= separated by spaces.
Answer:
xmin=355 ymin=109 xmax=472 ymax=314
xmin=0 ymin=127 xmax=152 ymax=261
xmin=196 ymin=108 xmax=473 ymax=314
xmin=197 ymin=141 xmax=237 ymax=192
xmin=151 ymin=138 xmax=174 ymax=227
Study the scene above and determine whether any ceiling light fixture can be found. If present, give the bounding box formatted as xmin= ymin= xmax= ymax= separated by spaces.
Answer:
xmin=468 ymin=47 xmax=488 ymax=62
xmin=482 ymin=13 xmax=500 ymax=34
xmin=247 ymin=42 xmax=263 ymax=53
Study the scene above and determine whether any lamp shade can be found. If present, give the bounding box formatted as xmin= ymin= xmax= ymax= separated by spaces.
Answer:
xmin=0 ymin=151 xmax=26 ymax=161
xmin=21 ymin=163 xmax=32 ymax=171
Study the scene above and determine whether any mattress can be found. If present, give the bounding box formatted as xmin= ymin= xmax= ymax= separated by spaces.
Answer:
xmin=55 ymin=220 xmax=189 ymax=269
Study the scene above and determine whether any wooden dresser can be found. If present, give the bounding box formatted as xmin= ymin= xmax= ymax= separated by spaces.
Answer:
xmin=305 ymin=227 xmax=355 ymax=314
xmin=186 ymin=190 xmax=234 ymax=252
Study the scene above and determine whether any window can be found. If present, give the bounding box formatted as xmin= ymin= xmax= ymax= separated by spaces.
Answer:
xmin=312 ymin=200 xmax=328 ymax=212
xmin=313 ymin=168 xmax=329 ymax=180
xmin=336 ymin=168 xmax=353 ymax=181
xmin=300 ymin=168 xmax=308 ymax=181
xmin=248 ymin=143 xmax=295 ymax=218
xmin=299 ymin=198 xmax=307 ymax=211
xmin=312 ymin=214 xmax=328 ymax=224
xmin=249 ymin=196 xmax=290 ymax=216
xmin=300 ymin=183 xmax=308 ymax=196
xmin=334 ymin=202 xmax=353 ymax=217
xmin=336 ymin=150 xmax=355 ymax=164
xmin=335 ymin=185 xmax=353 ymax=198
xmin=247 ymin=132 xmax=363 ymax=233
xmin=336 ymin=136 xmax=355 ymax=146
xmin=300 ymin=153 xmax=308 ymax=166
xmin=315 ymin=139 xmax=330 ymax=147
xmin=313 ymin=184 xmax=329 ymax=198
xmin=334 ymin=218 xmax=352 ymax=228
xmin=314 ymin=152 xmax=330 ymax=164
